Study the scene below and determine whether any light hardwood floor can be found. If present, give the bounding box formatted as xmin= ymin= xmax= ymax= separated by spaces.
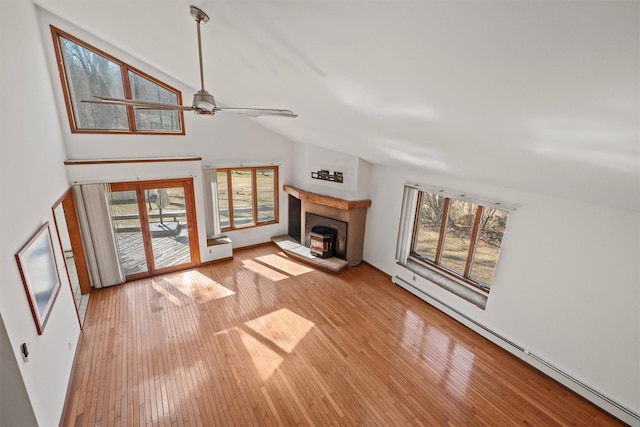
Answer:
xmin=60 ymin=244 xmax=623 ymax=426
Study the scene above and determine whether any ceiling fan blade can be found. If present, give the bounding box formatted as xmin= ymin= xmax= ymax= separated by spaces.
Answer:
xmin=81 ymin=96 xmax=195 ymax=111
xmin=81 ymin=7 xmax=297 ymax=120
xmin=214 ymin=107 xmax=298 ymax=118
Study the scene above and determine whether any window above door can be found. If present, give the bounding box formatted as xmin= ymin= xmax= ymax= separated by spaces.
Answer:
xmin=50 ymin=26 xmax=185 ymax=135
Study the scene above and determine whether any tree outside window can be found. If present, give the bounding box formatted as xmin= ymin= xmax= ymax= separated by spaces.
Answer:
xmin=411 ymin=190 xmax=509 ymax=290
xmin=51 ymin=26 xmax=184 ymax=134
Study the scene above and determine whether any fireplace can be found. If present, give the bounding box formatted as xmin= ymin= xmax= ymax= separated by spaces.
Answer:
xmin=284 ymin=185 xmax=370 ymax=266
xmin=305 ymin=213 xmax=347 ymax=259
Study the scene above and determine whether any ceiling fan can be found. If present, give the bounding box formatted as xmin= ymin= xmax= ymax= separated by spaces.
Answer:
xmin=82 ymin=6 xmax=297 ymax=118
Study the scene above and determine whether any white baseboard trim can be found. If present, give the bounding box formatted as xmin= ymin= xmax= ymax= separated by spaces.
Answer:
xmin=393 ymin=275 xmax=640 ymax=426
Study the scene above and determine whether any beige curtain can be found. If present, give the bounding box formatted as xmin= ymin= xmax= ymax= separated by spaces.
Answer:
xmin=72 ymin=184 xmax=124 ymax=288
xmin=395 ymin=185 xmax=419 ymax=264
xmin=202 ymin=168 xmax=222 ymax=238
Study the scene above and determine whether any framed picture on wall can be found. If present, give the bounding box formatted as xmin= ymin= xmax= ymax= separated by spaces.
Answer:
xmin=15 ymin=222 xmax=62 ymax=335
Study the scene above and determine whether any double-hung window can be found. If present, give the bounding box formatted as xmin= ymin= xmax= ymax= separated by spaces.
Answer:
xmin=216 ymin=167 xmax=279 ymax=230
xmin=51 ymin=26 xmax=184 ymax=134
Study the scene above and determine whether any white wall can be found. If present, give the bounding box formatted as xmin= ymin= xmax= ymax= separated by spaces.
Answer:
xmin=1 ymin=1 xmax=82 ymax=425
xmin=363 ymin=164 xmax=640 ymax=416
xmin=197 ymin=114 xmax=294 ymax=250
xmin=291 ymin=143 xmax=371 ymax=200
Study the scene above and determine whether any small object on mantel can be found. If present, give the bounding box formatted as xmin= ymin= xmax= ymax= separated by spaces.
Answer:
xmin=311 ymin=170 xmax=343 ymax=183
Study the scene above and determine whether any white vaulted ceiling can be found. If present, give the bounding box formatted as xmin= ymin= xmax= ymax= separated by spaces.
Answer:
xmin=35 ymin=0 xmax=639 ymax=210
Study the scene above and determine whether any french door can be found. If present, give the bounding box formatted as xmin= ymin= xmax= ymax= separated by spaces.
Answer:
xmin=108 ymin=178 xmax=200 ymax=280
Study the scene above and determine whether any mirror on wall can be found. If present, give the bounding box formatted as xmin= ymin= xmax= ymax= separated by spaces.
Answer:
xmin=52 ymin=190 xmax=91 ymax=326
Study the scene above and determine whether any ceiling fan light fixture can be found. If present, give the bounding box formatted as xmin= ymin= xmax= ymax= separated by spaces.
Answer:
xmin=192 ymin=89 xmax=216 ymax=113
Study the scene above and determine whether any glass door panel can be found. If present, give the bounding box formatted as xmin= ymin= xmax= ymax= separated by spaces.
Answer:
xmin=146 ymin=187 xmax=191 ymax=270
xmin=108 ymin=178 xmax=199 ymax=280
xmin=109 ymin=190 xmax=148 ymax=277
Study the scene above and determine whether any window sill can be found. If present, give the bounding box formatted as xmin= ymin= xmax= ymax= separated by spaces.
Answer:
xmin=221 ymin=219 xmax=279 ymax=232
xmin=206 ymin=236 xmax=231 ymax=247
xmin=399 ymin=258 xmax=488 ymax=309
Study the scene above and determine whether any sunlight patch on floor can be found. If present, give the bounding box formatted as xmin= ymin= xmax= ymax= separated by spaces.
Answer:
xmin=235 ymin=327 xmax=284 ymax=382
xmin=165 ymin=270 xmax=235 ymax=303
xmin=242 ymin=259 xmax=289 ymax=281
xmin=255 ymin=253 xmax=314 ymax=276
xmin=244 ymin=308 xmax=315 ymax=353
xmin=151 ymin=280 xmax=183 ymax=306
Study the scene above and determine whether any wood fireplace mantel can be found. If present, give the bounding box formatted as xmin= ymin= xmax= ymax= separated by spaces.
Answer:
xmin=283 ymin=185 xmax=371 ymax=266
xmin=283 ymin=185 xmax=371 ymax=211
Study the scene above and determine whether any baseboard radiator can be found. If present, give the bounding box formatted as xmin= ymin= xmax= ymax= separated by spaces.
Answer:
xmin=393 ymin=275 xmax=640 ymax=426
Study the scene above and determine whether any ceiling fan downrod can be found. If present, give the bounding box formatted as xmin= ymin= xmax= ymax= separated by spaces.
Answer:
xmin=190 ymin=6 xmax=209 ymax=92
xmin=189 ymin=6 xmax=216 ymax=113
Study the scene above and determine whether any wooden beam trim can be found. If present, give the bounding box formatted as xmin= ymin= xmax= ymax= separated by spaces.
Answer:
xmin=64 ymin=157 xmax=202 ymax=165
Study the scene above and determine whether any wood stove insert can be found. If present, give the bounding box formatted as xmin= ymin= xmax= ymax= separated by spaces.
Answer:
xmin=310 ymin=225 xmax=337 ymax=258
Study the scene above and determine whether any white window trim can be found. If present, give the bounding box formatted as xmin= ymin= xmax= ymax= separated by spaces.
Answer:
xmin=403 ymin=183 xmax=517 ymax=212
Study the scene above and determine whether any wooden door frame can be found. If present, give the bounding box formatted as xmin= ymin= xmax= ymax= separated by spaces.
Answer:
xmin=109 ymin=178 xmax=200 ymax=280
